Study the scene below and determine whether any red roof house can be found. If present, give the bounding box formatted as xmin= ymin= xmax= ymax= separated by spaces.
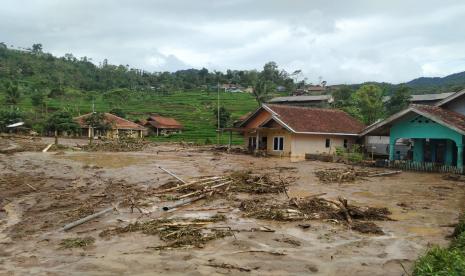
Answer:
xmin=75 ymin=112 xmax=146 ymax=139
xmin=143 ymin=115 xmax=183 ymax=136
xmin=235 ymin=104 xmax=364 ymax=159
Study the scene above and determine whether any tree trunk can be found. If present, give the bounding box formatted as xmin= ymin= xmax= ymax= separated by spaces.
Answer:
xmin=54 ymin=130 xmax=58 ymax=145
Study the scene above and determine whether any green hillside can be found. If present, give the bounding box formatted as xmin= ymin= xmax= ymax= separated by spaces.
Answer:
xmin=4 ymin=89 xmax=259 ymax=144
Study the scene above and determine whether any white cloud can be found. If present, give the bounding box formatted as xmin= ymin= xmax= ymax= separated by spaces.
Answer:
xmin=1 ymin=0 xmax=465 ymax=84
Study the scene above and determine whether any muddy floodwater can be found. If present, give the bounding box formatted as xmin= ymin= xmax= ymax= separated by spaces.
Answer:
xmin=1 ymin=137 xmax=465 ymax=275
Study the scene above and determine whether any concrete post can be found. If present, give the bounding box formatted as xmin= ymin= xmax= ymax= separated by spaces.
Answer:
xmin=389 ymin=138 xmax=396 ymax=161
xmin=413 ymin=139 xmax=425 ymax=162
xmin=457 ymin=144 xmax=463 ymax=169
xmin=255 ymin=130 xmax=259 ymax=152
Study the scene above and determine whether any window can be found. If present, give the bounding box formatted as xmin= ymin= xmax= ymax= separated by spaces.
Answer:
xmin=343 ymin=139 xmax=348 ymax=148
xmin=273 ymin=136 xmax=284 ymax=151
xmin=248 ymin=137 xmax=256 ymax=149
xmin=325 ymin=138 xmax=331 ymax=148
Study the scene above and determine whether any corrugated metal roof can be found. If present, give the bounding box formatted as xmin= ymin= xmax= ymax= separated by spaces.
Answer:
xmin=268 ymin=95 xmax=332 ymax=103
xmin=383 ymin=92 xmax=456 ymax=103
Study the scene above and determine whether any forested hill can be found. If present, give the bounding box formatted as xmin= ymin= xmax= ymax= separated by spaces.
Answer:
xmin=404 ymin=71 xmax=465 ymax=93
xmin=0 ymin=43 xmax=295 ymax=94
xmin=1 ymin=43 xmax=464 ymax=96
xmin=350 ymin=71 xmax=465 ymax=95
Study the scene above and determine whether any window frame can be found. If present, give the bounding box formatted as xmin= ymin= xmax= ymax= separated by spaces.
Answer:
xmin=273 ymin=136 xmax=284 ymax=151
xmin=325 ymin=138 xmax=331 ymax=148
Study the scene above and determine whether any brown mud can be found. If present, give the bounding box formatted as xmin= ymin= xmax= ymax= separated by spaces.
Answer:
xmin=1 ymin=137 xmax=465 ymax=275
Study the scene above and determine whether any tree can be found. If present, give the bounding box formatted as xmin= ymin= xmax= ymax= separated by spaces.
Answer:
xmin=4 ymin=81 xmax=21 ymax=106
xmin=45 ymin=111 xmax=80 ymax=145
xmin=109 ymin=108 xmax=126 ymax=118
xmin=386 ymin=86 xmax=411 ymax=115
xmin=84 ymin=112 xmax=112 ymax=143
xmin=353 ymin=84 xmax=384 ymax=125
xmin=332 ymin=86 xmax=354 ymax=109
xmin=31 ymin=90 xmax=46 ymax=115
xmin=253 ymin=80 xmax=273 ymax=105
xmin=213 ymin=106 xmax=231 ymax=128
xmin=31 ymin=43 xmax=43 ymax=54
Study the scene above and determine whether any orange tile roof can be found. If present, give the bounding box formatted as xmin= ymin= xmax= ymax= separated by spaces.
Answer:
xmin=75 ymin=113 xmax=146 ymax=130
xmin=241 ymin=104 xmax=365 ymax=134
xmin=147 ymin=115 xmax=183 ymax=129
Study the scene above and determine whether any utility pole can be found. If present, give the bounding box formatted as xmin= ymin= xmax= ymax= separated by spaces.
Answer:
xmin=217 ymin=81 xmax=220 ymax=145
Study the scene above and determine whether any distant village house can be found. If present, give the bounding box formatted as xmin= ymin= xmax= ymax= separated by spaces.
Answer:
xmin=139 ymin=115 xmax=183 ymax=136
xmin=75 ymin=112 xmax=146 ymax=139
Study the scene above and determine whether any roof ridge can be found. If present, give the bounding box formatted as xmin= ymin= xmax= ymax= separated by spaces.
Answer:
xmin=266 ymin=103 xmax=344 ymax=113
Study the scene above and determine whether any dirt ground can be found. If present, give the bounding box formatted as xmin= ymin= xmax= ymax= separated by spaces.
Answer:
xmin=1 ymin=136 xmax=465 ymax=276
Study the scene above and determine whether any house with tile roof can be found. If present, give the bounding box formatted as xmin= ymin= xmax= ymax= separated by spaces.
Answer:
xmin=360 ymin=89 xmax=465 ymax=172
xmin=75 ymin=112 xmax=146 ymax=139
xmin=234 ymin=104 xmax=365 ymax=159
xmin=142 ymin=114 xmax=183 ymax=136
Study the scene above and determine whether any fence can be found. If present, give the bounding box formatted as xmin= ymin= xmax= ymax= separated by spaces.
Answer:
xmin=376 ymin=160 xmax=463 ymax=174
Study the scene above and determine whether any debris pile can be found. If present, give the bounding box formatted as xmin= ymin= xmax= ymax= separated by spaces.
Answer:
xmin=81 ymin=137 xmax=147 ymax=152
xmin=240 ymin=196 xmax=392 ymax=234
xmin=314 ymin=168 xmax=371 ymax=183
xmin=60 ymin=237 xmax=95 ymax=249
xmin=315 ymin=168 xmax=401 ymax=183
xmin=155 ymin=170 xmax=292 ymax=204
xmin=100 ymin=217 xmax=232 ymax=250
xmin=229 ymin=170 xmax=292 ymax=194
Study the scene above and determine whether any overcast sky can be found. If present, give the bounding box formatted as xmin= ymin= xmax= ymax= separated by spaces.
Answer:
xmin=2 ymin=0 xmax=465 ymax=84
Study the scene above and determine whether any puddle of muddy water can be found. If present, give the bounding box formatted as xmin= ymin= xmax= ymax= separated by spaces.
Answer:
xmin=57 ymin=153 xmax=153 ymax=169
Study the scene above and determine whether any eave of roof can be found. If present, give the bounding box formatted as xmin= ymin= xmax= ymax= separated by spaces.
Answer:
xmin=239 ymin=104 xmax=363 ymax=136
xmin=359 ymin=105 xmax=465 ymax=137
xmin=435 ymin=89 xmax=465 ymax=107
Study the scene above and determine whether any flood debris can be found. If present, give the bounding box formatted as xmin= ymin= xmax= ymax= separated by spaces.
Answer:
xmin=100 ymin=217 xmax=233 ymax=250
xmin=81 ymin=137 xmax=146 ymax=152
xmin=351 ymin=221 xmax=384 ymax=235
xmin=240 ymin=196 xmax=391 ymax=235
xmin=315 ymin=168 xmax=401 ymax=183
xmin=155 ymin=170 xmax=293 ymax=209
xmin=205 ymin=260 xmax=255 ymax=272
xmin=59 ymin=236 xmax=95 ymax=248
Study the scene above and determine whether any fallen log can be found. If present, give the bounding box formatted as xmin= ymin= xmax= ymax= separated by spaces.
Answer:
xmin=157 ymin=165 xmax=186 ymax=184
xmin=368 ymin=170 xmax=402 ymax=177
xmin=155 ymin=176 xmax=226 ymax=194
xmin=162 ymin=194 xmax=207 ymax=211
xmin=42 ymin=143 xmax=53 ymax=153
xmin=176 ymin=180 xmax=233 ymax=199
xmin=62 ymin=207 xmax=114 ymax=231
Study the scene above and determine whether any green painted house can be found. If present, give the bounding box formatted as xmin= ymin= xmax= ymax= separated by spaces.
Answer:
xmin=361 ymin=89 xmax=465 ymax=171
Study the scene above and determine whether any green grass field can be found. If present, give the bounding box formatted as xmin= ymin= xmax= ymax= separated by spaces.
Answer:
xmin=11 ymin=90 xmax=260 ymax=145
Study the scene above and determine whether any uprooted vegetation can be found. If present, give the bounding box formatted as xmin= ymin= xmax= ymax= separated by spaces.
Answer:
xmin=315 ymin=167 xmax=401 ymax=183
xmin=60 ymin=236 xmax=95 ymax=249
xmin=80 ymin=137 xmax=147 ymax=152
xmin=240 ymin=196 xmax=392 ymax=234
xmin=155 ymin=170 xmax=293 ymax=199
xmin=100 ymin=217 xmax=233 ymax=250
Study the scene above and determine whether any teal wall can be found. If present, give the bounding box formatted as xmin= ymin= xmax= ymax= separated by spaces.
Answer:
xmin=388 ymin=114 xmax=464 ymax=167
xmin=390 ymin=115 xmax=462 ymax=145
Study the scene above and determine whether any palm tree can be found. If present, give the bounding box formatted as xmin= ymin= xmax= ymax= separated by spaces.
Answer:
xmin=4 ymin=81 xmax=21 ymax=107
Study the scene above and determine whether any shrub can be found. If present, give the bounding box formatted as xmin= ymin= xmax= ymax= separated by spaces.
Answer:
xmin=452 ymin=213 xmax=465 ymax=238
xmin=413 ymin=246 xmax=465 ymax=276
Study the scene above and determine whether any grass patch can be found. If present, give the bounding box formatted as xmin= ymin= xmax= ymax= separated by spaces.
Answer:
xmin=60 ymin=236 xmax=95 ymax=249
xmin=15 ymin=90 xmax=260 ymax=144
xmin=413 ymin=213 xmax=465 ymax=275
